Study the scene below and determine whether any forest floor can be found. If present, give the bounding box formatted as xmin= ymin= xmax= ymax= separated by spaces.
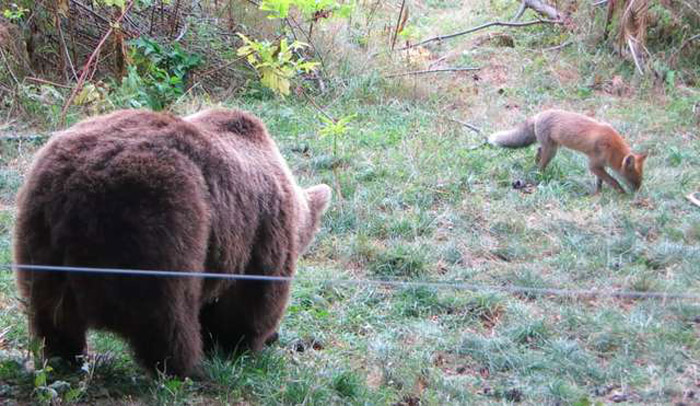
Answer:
xmin=1 ymin=0 xmax=699 ymax=405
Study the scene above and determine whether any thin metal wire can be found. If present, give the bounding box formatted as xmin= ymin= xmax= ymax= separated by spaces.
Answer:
xmin=2 ymin=263 xmax=699 ymax=301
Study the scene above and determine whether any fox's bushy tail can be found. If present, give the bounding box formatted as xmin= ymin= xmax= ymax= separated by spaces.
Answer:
xmin=488 ymin=117 xmax=537 ymax=148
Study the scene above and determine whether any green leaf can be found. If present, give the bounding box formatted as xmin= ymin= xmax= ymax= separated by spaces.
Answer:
xmin=34 ymin=371 xmax=47 ymax=388
xmin=260 ymin=0 xmax=291 ymax=18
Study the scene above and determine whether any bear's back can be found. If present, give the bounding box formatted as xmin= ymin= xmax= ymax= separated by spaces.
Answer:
xmin=18 ymin=109 xmax=300 ymax=283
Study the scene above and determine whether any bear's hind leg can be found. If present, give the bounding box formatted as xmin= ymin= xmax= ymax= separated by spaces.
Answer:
xmin=27 ymin=274 xmax=87 ymax=366
xmin=128 ymin=285 xmax=203 ymax=378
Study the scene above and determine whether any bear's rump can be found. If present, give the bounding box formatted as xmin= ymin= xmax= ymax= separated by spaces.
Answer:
xmin=27 ymin=137 xmax=212 ymax=326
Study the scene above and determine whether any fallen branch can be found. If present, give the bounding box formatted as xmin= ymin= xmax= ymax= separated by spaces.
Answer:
xmin=385 ymin=67 xmax=481 ymax=78
xmin=687 ymin=192 xmax=700 ymax=209
xmin=59 ymin=0 xmax=135 ymax=126
xmin=400 ymin=19 xmax=564 ymax=50
xmin=512 ymin=0 xmax=562 ymax=21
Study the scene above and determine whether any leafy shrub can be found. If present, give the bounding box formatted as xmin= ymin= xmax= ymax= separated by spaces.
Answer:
xmin=259 ymin=0 xmax=354 ymax=21
xmin=237 ymin=34 xmax=318 ymax=97
xmin=117 ymin=37 xmax=202 ymax=110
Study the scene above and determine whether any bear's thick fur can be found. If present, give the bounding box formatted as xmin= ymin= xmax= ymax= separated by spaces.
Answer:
xmin=14 ymin=108 xmax=331 ymax=377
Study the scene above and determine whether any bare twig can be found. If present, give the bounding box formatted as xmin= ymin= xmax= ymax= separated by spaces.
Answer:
xmin=672 ymin=33 xmax=700 ymax=63
xmin=391 ymin=0 xmax=407 ymax=50
xmin=174 ymin=21 xmax=188 ymax=41
xmin=194 ymin=52 xmax=252 ymax=80
xmin=366 ymin=0 xmax=382 ymax=30
xmin=627 ymin=37 xmax=644 ymax=75
xmin=56 ymin=13 xmax=79 ymax=81
xmin=297 ymin=87 xmax=344 ymax=200
xmin=400 ymin=19 xmax=564 ymax=50
xmin=687 ymin=192 xmax=700 ymax=209
xmin=70 ymin=0 xmax=110 ymax=24
xmin=0 ymin=326 xmax=10 ymax=343
xmin=428 ymin=55 xmax=449 ymax=68
xmin=0 ymin=48 xmax=20 ymax=87
xmin=512 ymin=1 xmax=528 ymax=21
xmin=170 ymin=0 xmax=181 ymax=38
xmin=25 ymin=77 xmax=72 ymax=89
xmin=286 ymin=14 xmax=328 ymax=74
xmin=512 ymin=0 xmax=562 ymax=22
xmin=681 ymin=1 xmax=700 ymax=20
xmin=166 ymin=82 xmax=201 ymax=112
xmin=541 ymin=39 xmax=572 ymax=51
xmin=442 ymin=116 xmax=482 ymax=134
xmin=603 ymin=0 xmax=616 ymax=41
xmin=299 ymin=87 xmax=335 ymax=123
xmin=60 ymin=0 xmax=135 ymax=126
xmin=385 ymin=67 xmax=481 ymax=78
xmin=283 ymin=15 xmax=328 ymax=92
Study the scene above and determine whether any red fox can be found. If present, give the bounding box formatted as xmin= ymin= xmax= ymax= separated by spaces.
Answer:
xmin=489 ymin=109 xmax=647 ymax=194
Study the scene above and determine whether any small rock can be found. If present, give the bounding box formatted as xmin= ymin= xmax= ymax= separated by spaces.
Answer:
xmin=610 ymin=392 xmax=629 ymax=403
xmin=505 ymin=388 xmax=523 ymax=402
xmin=512 ymin=179 xmax=526 ymax=189
xmin=392 ymin=395 xmax=420 ymax=406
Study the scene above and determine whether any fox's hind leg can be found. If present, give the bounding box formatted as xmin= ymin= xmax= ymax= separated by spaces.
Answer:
xmin=535 ymin=143 xmax=558 ymax=172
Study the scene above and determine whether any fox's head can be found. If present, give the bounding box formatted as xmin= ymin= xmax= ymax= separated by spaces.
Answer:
xmin=621 ymin=152 xmax=648 ymax=191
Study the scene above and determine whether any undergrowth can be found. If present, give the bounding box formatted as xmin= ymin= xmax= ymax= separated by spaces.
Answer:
xmin=1 ymin=1 xmax=699 ymax=405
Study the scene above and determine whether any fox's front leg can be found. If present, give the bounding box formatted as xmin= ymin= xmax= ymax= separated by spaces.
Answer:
xmin=595 ymin=177 xmax=603 ymax=195
xmin=590 ymin=166 xmax=625 ymax=194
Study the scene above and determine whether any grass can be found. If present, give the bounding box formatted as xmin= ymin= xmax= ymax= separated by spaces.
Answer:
xmin=1 ymin=0 xmax=700 ymax=405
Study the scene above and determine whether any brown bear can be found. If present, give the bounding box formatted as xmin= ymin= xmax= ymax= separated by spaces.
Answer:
xmin=13 ymin=108 xmax=331 ymax=377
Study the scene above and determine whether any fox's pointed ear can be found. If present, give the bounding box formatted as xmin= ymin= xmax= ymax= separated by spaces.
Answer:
xmin=623 ymin=154 xmax=636 ymax=169
xmin=638 ymin=152 xmax=648 ymax=162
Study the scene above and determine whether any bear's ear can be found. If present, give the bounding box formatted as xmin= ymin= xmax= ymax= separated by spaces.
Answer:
xmin=224 ymin=113 xmax=264 ymax=136
xmin=306 ymin=184 xmax=332 ymax=217
xmin=185 ymin=109 xmax=268 ymax=141
xmin=297 ymin=184 xmax=332 ymax=254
